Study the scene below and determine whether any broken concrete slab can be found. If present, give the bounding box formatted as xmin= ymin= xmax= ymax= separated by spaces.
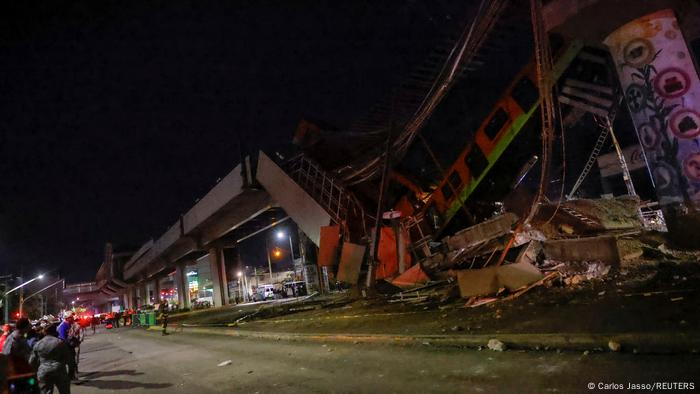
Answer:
xmin=456 ymin=266 xmax=500 ymax=297
xmin=456 ymin=261 xmax=544 ymax=298
xmin=543 ymin=235 xmax=621 ymax=266
xmin=498 ymin=261 xmax=545 ymax=290
xmin=337 ymin=242 xmax=366 ymax=284
xmin=443 ymin=213 xmax=518 ymax=251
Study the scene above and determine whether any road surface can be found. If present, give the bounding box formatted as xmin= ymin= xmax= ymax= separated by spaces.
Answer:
xmin=72 ymin=327 xmax=699 ymax=393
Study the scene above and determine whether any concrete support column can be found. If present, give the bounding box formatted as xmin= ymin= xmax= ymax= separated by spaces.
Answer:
xmin=127 ymin=287 xmax=135 ymax=309
xmin=605 ymin=9 xmax=700 ymax=246
xmin=208 ymin=246 xmax=229 ymax=307
xmin=175 ymin=262 xmax=190 ymax=309
xmin=141 ymin=283 xmax=149 ymax=306
xmin=153 ymin=279 xmax=161 ymax=303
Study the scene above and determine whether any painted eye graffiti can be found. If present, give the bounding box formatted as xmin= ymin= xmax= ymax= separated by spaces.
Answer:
xmin=623 ymin=38 xmax=655 ymax=67
xmin=670 ymin=110 xmax=700 ymax=139
xmin=654 ymin=68 xmax=691 ymax=99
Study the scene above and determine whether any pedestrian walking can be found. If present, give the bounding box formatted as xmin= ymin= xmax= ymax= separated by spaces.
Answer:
xmin=29 ymin=323 xmax=71 ymax=394
xmin=158 ymin=300 xmax=169 ymax=336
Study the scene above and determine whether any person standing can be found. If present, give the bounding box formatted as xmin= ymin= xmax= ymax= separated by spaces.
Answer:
xmin=0 ymin=324 xmax=11 ymax=350
xmin=113 ymin=311 xmax=121 ymax=328
xmin=158 ymin=300 xmax=169 ymax=336
xmin=1 ymin=318 xmax=32 ymax=362
xmin=57 ymin=312 xmax=78 ymax=381
xmin=29 ymin=323 xmax=71 ymax=394
xmin=90 ymin=315 xmax=99 ymax=334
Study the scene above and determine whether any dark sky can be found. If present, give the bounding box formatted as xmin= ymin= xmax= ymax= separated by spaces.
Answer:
xmin=0 ymin=1 xmax=469 ymax=282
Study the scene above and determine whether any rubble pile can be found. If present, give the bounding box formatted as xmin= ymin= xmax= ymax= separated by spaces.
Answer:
xmin=380 ymin=195 xmax=700 ymax=314
xmin=408 ymin=196 xmax=663 ymax=306
xmin=539 ymin=260 xmax=611 ymax=286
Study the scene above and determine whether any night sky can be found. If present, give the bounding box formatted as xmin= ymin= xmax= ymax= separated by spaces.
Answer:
xmin=0 ymin=1 xmax=469 ymax=282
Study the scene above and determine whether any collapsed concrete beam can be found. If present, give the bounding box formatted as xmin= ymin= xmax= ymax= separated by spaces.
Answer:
xmin=543 ymin=235 xmax=621 ymax=266
xmin=443 ymin=213 xmax=518 ymax=252
xmin=456 ymin=261 xmax=543 ymax=298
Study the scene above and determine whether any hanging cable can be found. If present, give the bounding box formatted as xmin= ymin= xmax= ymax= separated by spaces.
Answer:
xmin=523 ymin=0 xmax=556 ymax=226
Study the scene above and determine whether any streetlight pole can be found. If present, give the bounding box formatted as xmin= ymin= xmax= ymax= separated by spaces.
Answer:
xmin=276 ymin=229 xmax=295 ymax=273
xmin=3 ymin=274 xmax=44 ymax=321
xmin=265 ymin=237 xmax=273 ymax=284
xmin=19 ymin=279 xmax=64 ymax=318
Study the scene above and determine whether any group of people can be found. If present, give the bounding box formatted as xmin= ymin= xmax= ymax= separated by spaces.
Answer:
xmin=1 ymin=311 xmax=83 ymax=394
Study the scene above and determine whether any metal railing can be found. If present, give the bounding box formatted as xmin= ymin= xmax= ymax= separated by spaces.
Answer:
xmin=284 ymin=154 xmax=370 ymax=238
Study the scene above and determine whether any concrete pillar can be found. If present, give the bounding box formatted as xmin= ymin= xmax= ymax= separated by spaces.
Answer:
xmin=153 ymin=279 xmax=161 ymax=303
xmin=604 ymin=9 xmax=700 ymax=246
xmin=127 ymin=287 xmax=135 ymax=310
xmin=208 ymin=246 xmax=229 ymax=307
xmin=175 ymin=263 xmax=190 ymax=309
xmin=141 ymin=283 xmax=149 ymax=306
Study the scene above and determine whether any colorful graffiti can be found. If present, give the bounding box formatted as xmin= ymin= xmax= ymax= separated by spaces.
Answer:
xmin=604 ymin=9 xmax=700 ymax=209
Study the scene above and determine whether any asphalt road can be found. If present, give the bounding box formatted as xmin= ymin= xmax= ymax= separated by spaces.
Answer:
xmin=72 ymin=327 xmax=699 ymax=393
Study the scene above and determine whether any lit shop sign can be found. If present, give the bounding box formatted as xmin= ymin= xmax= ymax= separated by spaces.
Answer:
xmin=604 ymin=9 xmax=700 ymax=209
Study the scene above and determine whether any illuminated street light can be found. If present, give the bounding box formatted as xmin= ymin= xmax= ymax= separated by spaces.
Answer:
xmin=237 ymin=271 xmax=242 ymax=277
xmin=19 ymin=278 xmax=65 ymax=318
xmin=5 ymin=274 xmax=45 ymax=295
xmin=276 ymin=231 xmax=285 ymax=240
xmin=4 ymin=273 xmax=45 ymax=321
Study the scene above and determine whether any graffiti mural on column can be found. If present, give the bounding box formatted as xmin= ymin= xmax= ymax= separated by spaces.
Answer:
xmin=604 ymin=9 xmax=700 ymax=209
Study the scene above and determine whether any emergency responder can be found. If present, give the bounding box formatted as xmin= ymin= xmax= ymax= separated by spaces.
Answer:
xmin=158 ymin=300 xmax=169 ymax=336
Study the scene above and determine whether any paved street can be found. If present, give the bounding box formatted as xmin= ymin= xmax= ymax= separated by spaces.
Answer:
xmin=72 ymin=327 xmax=700 ymax=393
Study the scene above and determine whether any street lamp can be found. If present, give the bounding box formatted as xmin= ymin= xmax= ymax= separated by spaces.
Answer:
xmin=236 ymin=271 xmax=243 ymax=302
xmin=276 ymin=230 xmax=295 ymax=269
xmin=265 ymin=228 xmax=296 ymax=286
xmin=18 ymin=278 xmax=64 ymax=318
xmin=3 ymin=274 xmax=44 ymax=322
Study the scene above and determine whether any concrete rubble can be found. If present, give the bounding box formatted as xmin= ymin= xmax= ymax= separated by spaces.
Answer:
xmin=398 ymin=196 xmax=694 ymax=308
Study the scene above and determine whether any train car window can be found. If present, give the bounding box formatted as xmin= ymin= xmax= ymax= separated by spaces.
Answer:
xmin=441 ymin=170 xmax=462 ymax=200
xmin=483 ymin=108 xmax=509 ymax=140
xmin=464 ymin=145 xmax=489 ymax=179
xmin=511 ymin=77 xmax=539 ymax=111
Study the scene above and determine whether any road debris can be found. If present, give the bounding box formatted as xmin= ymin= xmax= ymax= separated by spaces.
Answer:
xmin=608 ymin=340 xmax=621 ymax=352
xmin=217 ymin=360 xmax=232 ymax=367
xmin=487 ymin=339 xmax=506 ymax=352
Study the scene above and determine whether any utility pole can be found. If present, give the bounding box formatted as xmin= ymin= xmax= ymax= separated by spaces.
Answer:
xmin=18 ymin=276 xmax=23 ymax=318
xmin=1 ymin=275 xmax=12 ymax=323
xmin=367 ymin=95 xmax=396 ymax=291
xmin=265 ymin=237 xmax=273 ymax=284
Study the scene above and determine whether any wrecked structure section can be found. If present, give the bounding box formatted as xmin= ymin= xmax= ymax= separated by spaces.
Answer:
xmin=261 ymin=3 xmax=700 ymax=314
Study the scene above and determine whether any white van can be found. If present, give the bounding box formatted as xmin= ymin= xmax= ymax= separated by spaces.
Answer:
xmin=255 ymin=285 xmax=275 ymax=300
